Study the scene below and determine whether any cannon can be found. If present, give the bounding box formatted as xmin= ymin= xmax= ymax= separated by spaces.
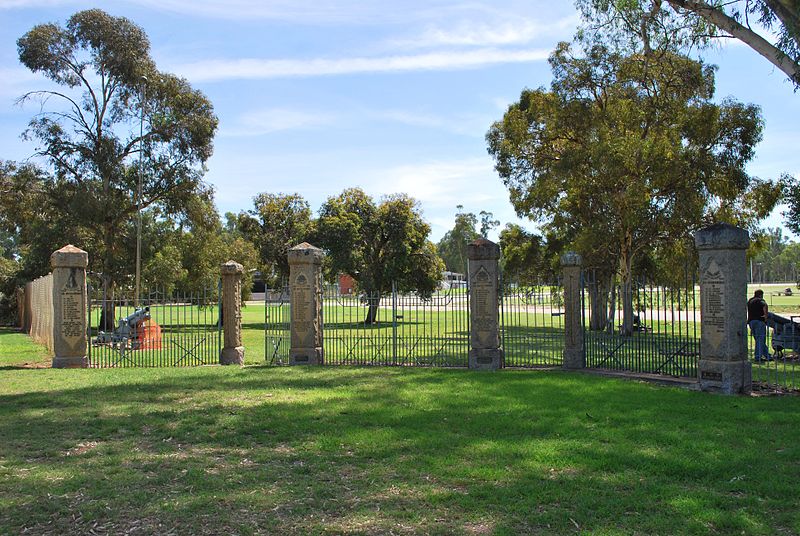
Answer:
xmin=94 ymin=306 xmax=151 ymax=349
xmin=768 ymin=312 xmax=800 ymax=358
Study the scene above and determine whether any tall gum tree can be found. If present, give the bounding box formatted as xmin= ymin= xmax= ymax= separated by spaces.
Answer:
xmin=16 ymin=9 xmax=218 ymax=288
xmin=487 ymin=42 xmax=781 ymax=334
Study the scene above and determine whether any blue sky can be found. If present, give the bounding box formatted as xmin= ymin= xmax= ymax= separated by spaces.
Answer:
xmin=0 ymin=0 xmax=798 ymax=243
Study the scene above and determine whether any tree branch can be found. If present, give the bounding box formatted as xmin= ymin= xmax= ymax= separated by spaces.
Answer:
xmin=667 ymin=0 xmax=800 ymax=84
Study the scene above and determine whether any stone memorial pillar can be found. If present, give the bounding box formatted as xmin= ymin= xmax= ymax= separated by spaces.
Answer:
xmin=288 ymin=243 xmax=324 ymax=365
xmin=468 ymin=239 xmax=503 ymax=370
xmin=695 ymin=223 xmax=751 ymax=394
xmin=51 ymin=245 xmax=88 ymax=368
xmin=220 ymin=260 xmax=245 ymax=365
xmin=561 ymin=252 xmax=585 ymax=370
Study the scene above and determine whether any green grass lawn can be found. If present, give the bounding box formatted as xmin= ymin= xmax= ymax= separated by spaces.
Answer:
xmin=1 ymin=363 xmax=799 ymax=535
xmin=0 ymin=326 xmax=50 ymax=367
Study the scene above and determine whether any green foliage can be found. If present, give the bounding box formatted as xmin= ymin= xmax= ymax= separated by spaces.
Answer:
xmin=237 ymin=193 xmax=313 ymax=285
xmin=499 ymin=224 xmax=559 ymax=285
xmin=749 ymin=227 xmax=800 ymax=283
xmin=478 ymin=210 xmax=500 ymax=238
xmin=577 ymin=0 xmax=800 ymax=87
xmin=315 ymin=188 xmax=443 ymax=322
xmin=15 ymin=9 xmax=218 ymax=287
xmin=487 ymin=42 xmax=776 ymax=282
xmin=436 ymin=206 xmax=479 ymax=274
xmin=436 ymin=206 xmax=501 ymax=275
xmin=785 ymin=175 xmax=800 ymax=235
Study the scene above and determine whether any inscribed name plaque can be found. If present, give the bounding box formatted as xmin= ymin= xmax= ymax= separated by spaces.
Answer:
xmin=291 ymin=273 xmax=312 ymax=346
xmin=472 ymin=266 xmax=495 ymax=347
xmin=701 ymin=259 xmax=726 ymax=351
xmin=60 ymin=268 xmax=85 ymax=352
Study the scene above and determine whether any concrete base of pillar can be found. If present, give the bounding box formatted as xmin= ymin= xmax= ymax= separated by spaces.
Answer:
xmin=52 ymin=355 xmax=87 ymax=369
xmin=562 ymin=348 xmax=585 ymax=370
xmin=290 ymin=347 xmax=323 ymax=365
xmin=698 ymin=359 xmax=752 ymax=395
xmin=220 ymin=346 xmax=245 ymax=366
xmin=469 ymin=348 xmax=503 ymax=370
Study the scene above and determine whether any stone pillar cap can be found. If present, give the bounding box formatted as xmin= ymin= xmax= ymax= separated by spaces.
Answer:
xmin=467 ymin=238 xmax=500 ymax=260
xmin=221 ymin=260 xmax=244 ymax=274
xmin=51 ymin=244 xmax=88 ymax=268
xmin=694 ymin=223 xmax=750 ymax=250
xmin=560 ymin=251 xmax=582 ymax=267
xmin=288 ymin=242 xmax=324 ymax=264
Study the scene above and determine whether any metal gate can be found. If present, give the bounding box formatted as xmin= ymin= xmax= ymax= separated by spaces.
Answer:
xmin=264 ymin=283 xmax=470 ymax=366
xmin=582 ymin=270 xmax=700 ymax=378
xmin=500 ymin=278 xmax=565 ymax=367
xmin=323 ymin=284 xmax=470 ymax=366
xmin=87 ymin=279 xmax=222 ymax=367
xmin=265 ymin=284 xmax=291 ymax=365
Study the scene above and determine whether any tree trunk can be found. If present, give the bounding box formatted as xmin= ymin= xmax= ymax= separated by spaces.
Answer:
xmin=618 ymin=233 xmax=635 ymax=337
xmin=589 ymin=274 xmax=611 ymax=331
xmin=98 ymin=276 xmax=116 ymax=331
xmin=606 ymin=273 xmax=618 ymax=334
xmin=364 ymin=294 xmax=381 ymax=325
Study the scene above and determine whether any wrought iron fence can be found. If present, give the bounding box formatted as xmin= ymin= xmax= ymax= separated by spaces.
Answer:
xmin=265 ymin=284 xmax=291 ymax=365
xmin=87 ymin=280 xmax=221 ymax=368
xmin=582 ymin=270 xmax=700 ymax=378
xmin=750 ymin=315 xmax=800 ymax=392
xmin=500 ymin=279 xmax=564 ymax=367
xmin=322 ymin=284 xmax=470 ymax=367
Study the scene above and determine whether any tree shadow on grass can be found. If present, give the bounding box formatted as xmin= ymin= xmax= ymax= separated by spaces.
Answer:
xmin=1 ymin=367 xmax=799 ymax=534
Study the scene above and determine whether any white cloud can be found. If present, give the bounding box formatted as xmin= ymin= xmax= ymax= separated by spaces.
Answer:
xmin=367 ymin=109 xmax=492 ymax=137
xmin=369 ymin=158 xmax=499 ymax=208
xmin=0 ymin=67 xmax=42 ymax=101
xmin=221 ymin=108 xmax=337 ymax=137
xmin=171 ymin=48 xmax=550 ymax=82
xmin=392 ymin=15 xmax=578 ymax=49
xmin=0 ymin=0 xmax=69 ymax=7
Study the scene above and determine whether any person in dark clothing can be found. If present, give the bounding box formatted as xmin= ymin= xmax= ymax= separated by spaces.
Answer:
xmin=747 ymin=289 xmax=772 ymax=362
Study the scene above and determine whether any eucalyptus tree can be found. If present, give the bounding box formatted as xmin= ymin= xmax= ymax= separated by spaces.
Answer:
xmin=487 ymin=42 xmax=780 ymax=333
xmin=577 ymin=0 xmax=800 ymax=87
xmin=236 ymin=193 xmax=314 ymax=285
xmin=16 ymin=9 xmax=218 ymax=288
xmin=436 ymin=207 xmax=479 ymax=275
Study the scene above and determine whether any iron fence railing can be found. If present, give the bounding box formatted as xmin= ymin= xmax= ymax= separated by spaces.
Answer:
xmin=322 ymin=285 xmax=470 ymax=367
xmin=500 ymin=279 xmax=564 ymax=367
xmin=87 ymin=281 xmax=221 ymax=368
xmin=265 ymin=285 xmax=291 ymax=365
xmin=750 ymin=317 xmax=800 ymax=392
xmin=583 ymin=270 xmax=700 ymax=378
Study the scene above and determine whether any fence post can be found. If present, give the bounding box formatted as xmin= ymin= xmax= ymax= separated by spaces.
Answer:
xmin=51 ymin=245 xmax=88 ymax=368
xmin=561 ymin=251 xmax=585 ymax=370
xmin=467 ymin=238 xmax=503 ymax=370
xmin=220 ymin=260 xmax=245 ymax=365
xmin=694 ymin=223 xmax=751 ymax=394
xmin=288 ymin=242 xmax=324 ymax=365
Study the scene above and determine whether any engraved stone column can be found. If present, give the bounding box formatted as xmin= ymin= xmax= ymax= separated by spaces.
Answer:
xmin=220 ymin=260 xmax=245 ymax=365
xmin=695 ymin=223 xmax=751 ymax=394
xmin=288 ymin=243 xmax=324 ymax=365
xmin=468 ymin=239 xmax=503 ymax=370
xmin=561 ymin=252 xmax=585 ymax=370
xmin=51 ymin=245 xmax=88 ymax=368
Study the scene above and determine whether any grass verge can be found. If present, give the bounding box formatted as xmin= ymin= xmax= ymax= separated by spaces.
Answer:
xmin=0 ymin=326 xmax=50 ymax=367
xmin=1 ymin=366 xmax=799 ymax=535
